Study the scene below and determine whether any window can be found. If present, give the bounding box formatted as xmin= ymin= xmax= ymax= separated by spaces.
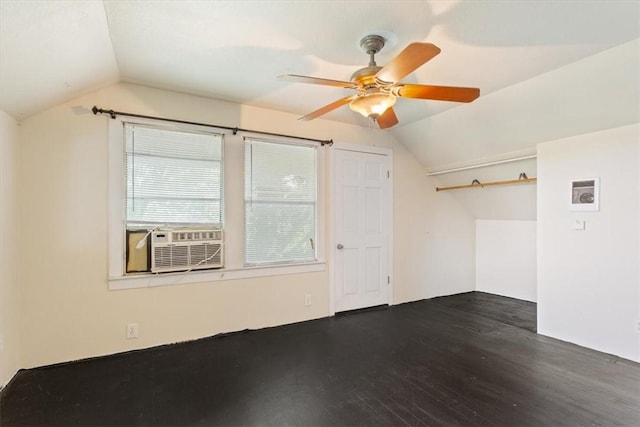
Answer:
xmin=123 ymin=122 xmax=223 ymax=273
xmin=108 ymin=117 xmax=325 ymax=289
xmin=244 ymin=138 xmax=317 ymax=265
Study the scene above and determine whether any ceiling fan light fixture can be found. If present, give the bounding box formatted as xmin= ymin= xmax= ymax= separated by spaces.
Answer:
xmin=349 ymin=92 xmax=396 ymax=118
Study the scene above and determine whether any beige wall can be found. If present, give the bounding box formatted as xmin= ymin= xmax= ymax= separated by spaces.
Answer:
xmin=14 ymin=83 xmax=475 ymax=370
xmin=1 ymin=109 xmax=20 ymax=386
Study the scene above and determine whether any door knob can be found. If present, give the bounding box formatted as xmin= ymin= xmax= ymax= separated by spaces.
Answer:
xmin=337 ymin=243 xmax=344 ymax=250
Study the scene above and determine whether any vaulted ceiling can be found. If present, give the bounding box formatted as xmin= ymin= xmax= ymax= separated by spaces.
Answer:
xmin=1 ymin=1 xmax=638 ymax=171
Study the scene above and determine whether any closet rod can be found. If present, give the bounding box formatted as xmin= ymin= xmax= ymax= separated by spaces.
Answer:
xmin=91 ymin=106 xmax=334 ymax=146
xmin=436 ymin=177 xmax=537 ymax=192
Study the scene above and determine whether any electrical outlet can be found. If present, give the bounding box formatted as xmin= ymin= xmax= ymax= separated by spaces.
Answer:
xmin=126 ymin=323 xmax=138 ymax=339
xmin=304 ymin=294 xmax=312 ymax=306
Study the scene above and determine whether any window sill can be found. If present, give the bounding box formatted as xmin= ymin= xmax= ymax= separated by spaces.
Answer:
xmin=108 ymin=260 xmax=326 ymax=290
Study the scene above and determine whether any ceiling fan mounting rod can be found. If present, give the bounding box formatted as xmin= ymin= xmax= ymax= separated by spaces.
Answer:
xmin=368 ymin=51 xmax=376 ymax=67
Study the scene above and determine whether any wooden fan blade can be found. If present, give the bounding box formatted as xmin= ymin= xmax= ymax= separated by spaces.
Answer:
xmin=376 ymin=43 xmax=441 ymax=84
xmin=278 ymin=74 xmax=355 ymax=88
xmin=300 ymin=95 xmax=356 ymax=121
xmin=376 ymin=107 xmax=399 ymax=129
xmin=395 ymin=84 xmax=480 ymax=103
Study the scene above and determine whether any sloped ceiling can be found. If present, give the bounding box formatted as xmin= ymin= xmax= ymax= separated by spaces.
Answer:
xmin=1 ymin=1 xmax=639 ymax=172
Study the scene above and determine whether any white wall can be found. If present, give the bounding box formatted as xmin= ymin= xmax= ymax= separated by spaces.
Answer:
xmin=431 ymin=158 xmax=538 ymax=221
xmin=14 ymin=83 xmax=475 ymax=370
xmin=537 ymin=124 xmax=640 ymax=362
xmin=1 ymin=109 xmax=20 ymax=386
xmin=394 ymin=149 xmax=476 ymax=302
xmin=476 ymin=220 xmax=536 ymax=302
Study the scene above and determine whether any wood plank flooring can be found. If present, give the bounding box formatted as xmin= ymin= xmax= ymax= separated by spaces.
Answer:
xmin=1 ymin=292 xmax=638 ymax=426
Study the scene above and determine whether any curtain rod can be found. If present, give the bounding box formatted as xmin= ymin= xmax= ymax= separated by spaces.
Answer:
xmin=91 ymin=106 xmax=333 ymax=146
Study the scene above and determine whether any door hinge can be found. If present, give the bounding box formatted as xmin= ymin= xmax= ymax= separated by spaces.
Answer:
xmin=387 ymin=276 xmax=390 ymax=284
xmin=387 ymin=170 xmax=390 ymax=178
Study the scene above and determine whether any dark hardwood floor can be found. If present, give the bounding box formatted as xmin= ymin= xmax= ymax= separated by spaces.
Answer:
xmin=1 ymin=292 xmax=638 ymax=426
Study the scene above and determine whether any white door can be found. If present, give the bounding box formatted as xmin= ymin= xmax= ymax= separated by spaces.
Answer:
xmin=333 ymin=147 xmax=391 ymax=313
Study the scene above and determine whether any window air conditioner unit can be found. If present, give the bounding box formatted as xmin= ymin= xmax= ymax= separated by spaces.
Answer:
xmin=151 ymin=229 xmax=224 ymax=273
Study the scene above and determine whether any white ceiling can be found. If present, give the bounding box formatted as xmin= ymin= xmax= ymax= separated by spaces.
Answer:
xmin=1 ymin=0 xmax=638 ymax=177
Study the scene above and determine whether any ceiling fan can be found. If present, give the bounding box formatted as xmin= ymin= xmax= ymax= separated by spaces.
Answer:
xmin=278 ymin=35 xmax=480 ymax=129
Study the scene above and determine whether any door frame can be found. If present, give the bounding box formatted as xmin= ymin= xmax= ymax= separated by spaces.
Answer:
xmin=328 ymin=141 xmax=394 ymax=316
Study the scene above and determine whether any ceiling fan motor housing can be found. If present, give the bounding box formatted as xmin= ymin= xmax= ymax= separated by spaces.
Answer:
xmin=351 ymin=66 xmax=382 ymax=87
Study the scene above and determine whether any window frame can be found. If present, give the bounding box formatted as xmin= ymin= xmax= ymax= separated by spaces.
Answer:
xmin=108 ymin=117 xmax=325 ymax=290
xmin=243 ymin=137 xmax=319 ymax=267
xmin=123 ymin=121 xmax=225 ymax=231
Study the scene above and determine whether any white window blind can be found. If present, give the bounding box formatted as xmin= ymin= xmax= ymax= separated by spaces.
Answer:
xmin=125 ymin=123 xmax=223 ymax=229
xmin=244 ymin=138 xmax=317 ymax=265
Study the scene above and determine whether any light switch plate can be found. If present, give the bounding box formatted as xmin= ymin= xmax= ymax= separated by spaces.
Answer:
xmin=574 ymin=219 xmax=586 ymax=230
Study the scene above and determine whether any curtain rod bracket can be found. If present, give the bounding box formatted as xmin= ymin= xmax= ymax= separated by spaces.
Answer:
xmin=471 ymin=179 xmax=482 ymax=186
xmin=92 ymin=106 xmax=116 ymax=119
